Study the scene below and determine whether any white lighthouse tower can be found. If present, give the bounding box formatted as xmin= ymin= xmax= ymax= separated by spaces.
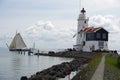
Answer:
xmin=74 ymin=8 xmax=89 ymax=51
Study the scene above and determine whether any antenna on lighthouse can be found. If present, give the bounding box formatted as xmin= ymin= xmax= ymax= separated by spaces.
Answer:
xmin=79 ymin=0 xmax=86 ymax=10
xmin=79 ymin=0 xmax=81 ymax=10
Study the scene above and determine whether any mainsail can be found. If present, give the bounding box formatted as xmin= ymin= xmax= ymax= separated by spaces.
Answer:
xmin=9 ymin=33 xmax=27 ymax=49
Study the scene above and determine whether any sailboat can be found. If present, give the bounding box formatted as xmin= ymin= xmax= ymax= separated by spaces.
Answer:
xmin=8 ymin=32 xmax=28 ymax=51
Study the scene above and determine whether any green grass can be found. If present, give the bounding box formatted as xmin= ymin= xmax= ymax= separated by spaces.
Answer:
xmin=106 ymin=56 xmax=119 ymax=70
xmin=72 ymin=53 xmax=102 ymax=80
xmin=104 ymin=55 xmax=120 ymax=80
xmin=90 ymin=54 xmax=102 ymax=69
xmin=85 ymin=54 xmax=102 ymax=80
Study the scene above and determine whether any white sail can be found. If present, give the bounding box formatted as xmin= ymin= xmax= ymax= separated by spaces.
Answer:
xmin=9 ymin=33 xmax=27 ymax=49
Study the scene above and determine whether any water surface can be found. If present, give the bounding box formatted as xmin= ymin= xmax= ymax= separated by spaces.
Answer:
xmin=0 ymin=48 xmax=72 ymax=80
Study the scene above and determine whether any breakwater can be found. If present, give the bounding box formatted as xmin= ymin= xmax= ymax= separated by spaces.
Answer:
xmin=21 ymin=51 xmax=98 ymax=80
xmin=35 ymin=51 xmax=96 ymax=58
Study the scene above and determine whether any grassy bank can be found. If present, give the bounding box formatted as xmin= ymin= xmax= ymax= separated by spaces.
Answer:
xmin=104 ymin=55 xmax=120 ymax=80
xmin=72 ymin=53 xmax=102 ymax=80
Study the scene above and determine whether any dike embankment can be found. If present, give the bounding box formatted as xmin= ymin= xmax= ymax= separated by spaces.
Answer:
xmin=21 ymin=51 xmax=99 ymax=80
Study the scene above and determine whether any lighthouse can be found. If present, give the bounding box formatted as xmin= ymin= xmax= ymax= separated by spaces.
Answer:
xmin=74 ymin=8 xmax=109 ymax=52
xmin=74 ymin=8 xmax=89 ymax=51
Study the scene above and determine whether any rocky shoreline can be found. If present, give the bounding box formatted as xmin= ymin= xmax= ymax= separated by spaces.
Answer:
xmin=21 ymin=51 xmax=98 ymax=80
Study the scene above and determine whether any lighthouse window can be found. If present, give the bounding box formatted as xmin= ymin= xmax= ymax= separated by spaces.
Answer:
xmin=84 ymin=20 xmax=86 ymax=24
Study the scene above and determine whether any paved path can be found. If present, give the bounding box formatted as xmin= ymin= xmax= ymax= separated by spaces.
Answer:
xmin=90 ymin=54 xmax=106 ymax=80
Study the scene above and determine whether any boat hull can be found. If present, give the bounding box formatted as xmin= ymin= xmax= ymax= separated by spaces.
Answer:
xmin=9 ymin=48 xmax=31 ymax=51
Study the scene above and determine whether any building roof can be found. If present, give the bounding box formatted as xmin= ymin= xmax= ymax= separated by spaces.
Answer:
xmin=80 ymin=27 xmax=103 ymax=33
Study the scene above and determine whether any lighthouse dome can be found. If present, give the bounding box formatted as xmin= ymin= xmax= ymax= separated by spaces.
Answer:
xmin=81 ymin=8 xmax=86 ymax=13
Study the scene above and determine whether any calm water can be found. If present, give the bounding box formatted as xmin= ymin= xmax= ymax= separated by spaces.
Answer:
xmin=0 ymin=48 xmax=73 ymax=80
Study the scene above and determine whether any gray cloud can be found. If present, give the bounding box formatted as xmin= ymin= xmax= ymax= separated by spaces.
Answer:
xmin=23 ymin=20 xmax=75 ymax=50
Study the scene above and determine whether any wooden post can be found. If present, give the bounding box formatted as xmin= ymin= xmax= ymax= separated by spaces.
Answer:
xmin=21 ymin=51 xmax=22 ymax=54
xmin=68 ymin=67 xmax=70 ymax=80
xmin=38 ymin=49 xmax=39 ymax=53
xmin=24 ymin=51 xmax=25 ymax=55
xmin=81 ymin=60 xmax=84 ymax=80
xmin=18 ymin=51 xmax=20 ymax=54
xmin=28 ymin=50 xmax=31 ymax=56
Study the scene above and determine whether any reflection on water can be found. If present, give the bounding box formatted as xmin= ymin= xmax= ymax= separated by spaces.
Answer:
xmin=0 ymin=48 xmax=72 ymax=80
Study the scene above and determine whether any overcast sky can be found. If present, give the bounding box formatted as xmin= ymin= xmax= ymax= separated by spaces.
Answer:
xmin=0 ymin=0 xmax=120 ymax=51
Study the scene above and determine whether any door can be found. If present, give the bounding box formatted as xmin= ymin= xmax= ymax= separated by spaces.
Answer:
xmin=98 ymin=41 xmax=104 ymax=50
